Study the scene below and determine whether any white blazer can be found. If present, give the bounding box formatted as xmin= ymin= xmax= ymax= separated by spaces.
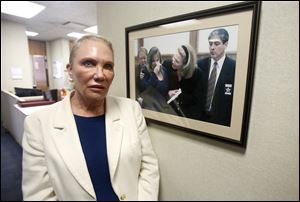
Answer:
xmin=22 ymin=94 xmax=159 ymax=201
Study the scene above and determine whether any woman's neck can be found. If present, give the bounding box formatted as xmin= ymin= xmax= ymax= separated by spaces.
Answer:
xmin=70 ymin=91 xmax=105 ymax=117
xmin=156 ymin=71 xmax=163 ymax=81
xmin=177 ymin=71 xmax=182 ymax=81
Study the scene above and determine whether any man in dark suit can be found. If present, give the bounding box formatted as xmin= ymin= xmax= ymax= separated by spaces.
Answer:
xmin=197 ymin=28 xmax=235 ymax=126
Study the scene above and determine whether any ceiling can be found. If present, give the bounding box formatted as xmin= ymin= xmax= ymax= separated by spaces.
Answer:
xmin=1 ymin=1 xmax=97 ymax=41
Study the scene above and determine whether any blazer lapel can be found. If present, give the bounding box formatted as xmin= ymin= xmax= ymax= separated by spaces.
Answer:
xmin=51 ymin=95 xmax=96 ymax=199
xmin=105 ymin=96 xmax=124 ymax=181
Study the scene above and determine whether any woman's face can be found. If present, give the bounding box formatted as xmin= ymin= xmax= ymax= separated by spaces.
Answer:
xmin=67 ymin=40 xmax=114 ymax=102
xmin=172 ymin=50 xmax=184 ymax=70
xmin=151 ymin=53 xmax=160 ymax=70
xmin=138 ymin=52 xmax=147 ymax=66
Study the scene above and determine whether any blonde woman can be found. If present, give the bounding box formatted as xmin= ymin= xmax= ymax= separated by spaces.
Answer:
xmin=168 ymin=44 xmax=203 ymax=119
xmin=22 ymin=35 xmax=159 ymax=201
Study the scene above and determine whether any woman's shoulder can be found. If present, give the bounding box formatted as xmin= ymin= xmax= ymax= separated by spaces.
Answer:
xmin=25 ymin=98 xmax=67 ymax=121
xmin=106 ymin=96 xmax=142 ymax=118
xmin=107 ymin=95 xmax=138 ymax=106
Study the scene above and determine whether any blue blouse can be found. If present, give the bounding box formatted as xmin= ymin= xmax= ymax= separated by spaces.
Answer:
xmin=140 ymin=65 xmax=169 ymax=98
xmin=74 ymin=114 xmax=119 ymax=201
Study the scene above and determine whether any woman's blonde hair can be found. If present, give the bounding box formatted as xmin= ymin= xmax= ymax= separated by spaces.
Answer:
xmin=179 ymin=44 xmax=197 ymax=79
xmin=69 ymin=34 xmax=114 ymax=64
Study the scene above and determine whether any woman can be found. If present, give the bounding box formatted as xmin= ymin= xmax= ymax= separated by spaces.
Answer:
xmin=140 ymin=46 xmax=169 ymax=98
xmin=22 ymin=35 xmax=159 ymax=201
xmin=168 ymin=44 xmax=203 ymax=120
xmin=136 ymin=47 xmax=148 ymax=92
xmin=135 ymin=47 xmax=149 ymax=105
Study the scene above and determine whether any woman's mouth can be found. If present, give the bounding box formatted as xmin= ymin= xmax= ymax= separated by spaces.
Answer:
xmin=88 ymin=85 xmax=106 ymax=92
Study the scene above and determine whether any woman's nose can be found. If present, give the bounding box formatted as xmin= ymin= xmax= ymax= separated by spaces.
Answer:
xmin=94 ymin=66 xmax=105 ymax=80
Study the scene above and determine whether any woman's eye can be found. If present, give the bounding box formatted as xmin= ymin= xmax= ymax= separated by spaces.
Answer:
xmin=104 ymin=63 xmax=114 ymax=70
xmin=83 ymin=61 xmax=95 ymax=67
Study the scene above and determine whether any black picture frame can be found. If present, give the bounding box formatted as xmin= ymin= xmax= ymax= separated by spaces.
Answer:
xmin=125 ymin=1 xmax=261 ymax=147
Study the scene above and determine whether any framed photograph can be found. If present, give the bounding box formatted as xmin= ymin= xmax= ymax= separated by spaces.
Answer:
xmin=125 ymin=1 xmax=261 ymax=147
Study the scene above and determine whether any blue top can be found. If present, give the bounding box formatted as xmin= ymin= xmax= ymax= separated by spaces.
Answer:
xmin=74 ymin=114 xmax=119 ymax=201
xmin=140 ymin=65 xmax=169 ymax=98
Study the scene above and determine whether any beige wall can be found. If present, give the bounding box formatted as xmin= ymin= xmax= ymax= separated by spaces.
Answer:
xmin=1 ymin=20 xmax=33 ymax=92
xmin=46 ymin=38 xmax=70 ymax=89
xmin=0 ymin=20 xmax=71 ymax=92
xmin=98 ymin=1 xmax=299 ymax=200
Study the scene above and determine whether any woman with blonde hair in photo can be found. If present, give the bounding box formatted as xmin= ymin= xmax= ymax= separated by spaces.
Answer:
xmin=168 ymin=44 xmax=203 ymax=119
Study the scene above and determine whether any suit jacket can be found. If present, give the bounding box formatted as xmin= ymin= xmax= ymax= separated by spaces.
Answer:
xmin=197 ymin=56 xmax=235 ymax=126
xmin=22 ymin=93 xmax=159 ymax=201
xmin=177 ymin=67 xmax=203 ymax=120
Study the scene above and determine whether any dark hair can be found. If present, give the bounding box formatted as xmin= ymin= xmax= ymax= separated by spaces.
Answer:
xmin=147 ymin=47 xmax=162 ymax=72
xmin=181 ymin=45 xmax=189 ymax=65
xmin=208 ymin=28 xmax=229 ymax=44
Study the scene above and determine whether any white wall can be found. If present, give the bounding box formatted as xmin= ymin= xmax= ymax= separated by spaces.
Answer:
xmin=143 ymin=32 xmax=190 ymax=55
xmin=198 ymin=25 xmax=238 ymax=53
xmin=1 ymin=20 xmax=71 ymax=92
xmin=98 ymin=1 xmax=299 ymax=200
xmin=1 ymin=20 xmax=33 ymax=92
xmin=46 ymin=38 xmax=70 ymax=89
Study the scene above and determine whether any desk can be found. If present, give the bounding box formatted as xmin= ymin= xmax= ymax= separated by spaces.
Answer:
xmin=1 ymin=90 xmax=51 ymax=146
xmin=14 ymin=104 xmax=49 ymax=116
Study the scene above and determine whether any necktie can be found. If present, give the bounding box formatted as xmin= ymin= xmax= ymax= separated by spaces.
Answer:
xmin=205 ymin=62 xmax=217 ymax=111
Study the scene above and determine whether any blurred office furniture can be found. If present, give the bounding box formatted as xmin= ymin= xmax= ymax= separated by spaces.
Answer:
xmin=14 ymin=87 xmax=43 ymax=97
xmin=43 ymin=89 xmax=59 ymax=102
xmin=13 ymin=87 xmax=57 ymax=108
xmin=1 ymin=90 xmax=52 ymax=145
xmin=17 ymin=99 xmax=55 ymax=108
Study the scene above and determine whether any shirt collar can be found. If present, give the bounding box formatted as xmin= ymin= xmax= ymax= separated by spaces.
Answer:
xmin=211 ymin=54 xmax=226 ymax=70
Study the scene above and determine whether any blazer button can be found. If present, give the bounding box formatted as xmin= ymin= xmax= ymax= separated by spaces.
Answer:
xmin=120 ymin=194 xmax=126 ymax=201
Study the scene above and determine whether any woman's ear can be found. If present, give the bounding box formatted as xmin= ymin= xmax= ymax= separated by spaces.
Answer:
xmin=66 ymin=64 xmax=73 ymax=81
